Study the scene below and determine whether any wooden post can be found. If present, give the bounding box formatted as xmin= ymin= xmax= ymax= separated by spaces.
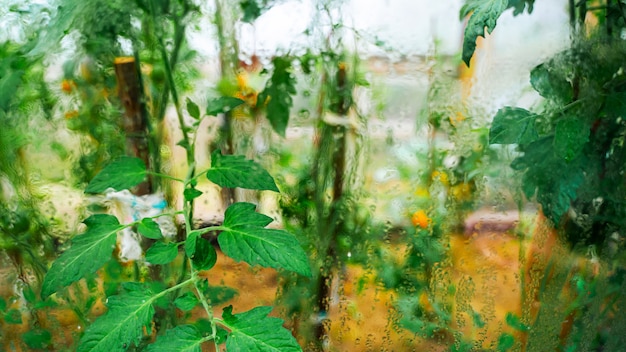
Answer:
xmin=114 ymin=56 xmax=152 ymax=195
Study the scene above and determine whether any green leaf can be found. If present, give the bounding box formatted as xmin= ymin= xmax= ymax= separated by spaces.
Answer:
xmin=77 ymin=287 xmax=155 ymax=352
xmin=4 ymin=309 xmax=22 ymax=324
xmin=185 ymin=230 xmax=202 ymax=258
xmin=489 ymin=107 xmax=538 ymax=145
xmin=507 ymin=0 xmax=535 ymax=15
xmin=218 ymin=203 xmax=311 ymax=276
xmin=530 ymin=63 xmax=573 ymax=103
xmin=184 ymin=187 xmax=203 ymax=201
xmin=258 ymin=57 xmax=297 ymax=136
xmin=0 ymin=70 xmax=25 ymax=112
xmin=206 ymin=97 xmax=245 ymax=116
xmin=0 ymin=297 xmax=6 ymax=312
xmin=554 ymin=118 xmax=589 ymax=162
xmin=206 ymin=286 xmax=238 ymax=305
xmin=23 ymin=285 xmax=36 ymax=304
xmin=207 ymin=150 xmax=279 ymax=192
xmin=137 ymin=218 xmax=163 ymax=239
xmin=222 ymin=306 xmax=302 ymax=352
xmin=461 ymin=0 xmax=508 ymax=66
xmin=186 ymin=98 xmax=200 ymax=119
xmin=174 ymin=292 xmax=199 ymax=311
xmin=147 ymin=325 xmax=206 ymax=352
xmin=85 ymin=157 xmax=147 ymax=194
xmin=191 ymin=238 xmax=217 ymax=271
xmin=514 ymin=137 xmax=585 ymax=224
xmin=223 ymin=202 xmax=273 ymax=227
xmin=505 ymin=312 xmax=529 ymax=332
xmin=22 ymin=329 xmax=52 ymax=349
xmin=145 ymin=242 xmax=178 ymax=265
xmin=240 ymin=0 xmax=263 ymax=23
xmin=497 ymin=332 xmax=515 ymax=351
xmin=42 ymin=214 xmax=123 ymax=298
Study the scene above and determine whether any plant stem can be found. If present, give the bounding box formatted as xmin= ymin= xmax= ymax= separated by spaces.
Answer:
xmin=147 ymin=171 xmax=185 ymax=183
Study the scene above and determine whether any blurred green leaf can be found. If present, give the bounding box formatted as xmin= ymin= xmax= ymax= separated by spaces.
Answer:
xmin=22 ymin=329 xmax=52 ymax=349
xmin=505 ymin=312 xmax=529 ymax=332
xmin=531 ymin=63 xmax=573 ymax=103
xmin=497 ymin=333 xmax=515 ymax=351
xmin=490 ymin=107 xmax=538 ymax=145
xmin=554 ymin=118 xmax=589 ymax=161
xmin=206 ymin=97 xmax=244 ymax=116
xmin=207 ymin=150 xmax=279 ymax=191
xmin=186 ymin=98 xmax=200 ymax=119
xmin=4 ymin=309 xmax=22 ymax=324
xmin=258 ymin=57 xmax=297 ymax=136
xmin=85 ymin=157 xmax=147 ymax=194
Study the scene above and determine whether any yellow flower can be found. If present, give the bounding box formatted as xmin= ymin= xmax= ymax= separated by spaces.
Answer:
xmin=411 ymin=210 xmax=431 ymax=229
xmin=431 ymin=170 xmax=449 ymax=186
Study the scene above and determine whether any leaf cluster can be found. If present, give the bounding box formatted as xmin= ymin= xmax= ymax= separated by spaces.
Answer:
xmin=489 ymin=37 xmax=626 ymax=249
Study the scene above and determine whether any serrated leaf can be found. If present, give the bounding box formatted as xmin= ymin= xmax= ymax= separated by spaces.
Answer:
xmin=186 ymin=98 xmax=200 ymax=119
xmin=258 ymin=57 xmax=297 ymax=136
xmin=22 ymin=329 xmax=52 ymax=349
xmin=137 ymin=218 xmax=163 ymax=239
xmin=184 ymin=187 xmax=203 ymax=201
xmin=42 ymin=214 xmax=122 ymax=298
xmin=530 ymin=63 xmax=573 ymax=103
xmin=207 ymin=150 xmax=279 ymax=192
xmin=191 ymin=238 xmax=217 ymax=270
xmin=218 ymin=203 xmax=311 ymax=276
xmin=461 ymin=0 xmax=508 ymax=66
xmin=206 ymin=97 xmax=245 ymax=116
xmin=224 ymin=203 xmax=273 ymax=228
xmin=222 ymin=306 xmax=302 ymax=352
xmin=145 ymin=242 xmax=178 ymax=265
xmin=147 ymin=325 xmax=207 ymax=352
xmin=85 ymin=157 xmax=147 ymax=194
xmin=554 ymin=118 xmax=589 ymax=161
xmin=174 ymin=292 xmax=199 ymax=311
xmin=77 ymin=288 xmax=155 ymax=352
xmin=489 ymin=107 xmax=538 ymax=145
xmin=4 ymin=309 xmax=22 ymax=324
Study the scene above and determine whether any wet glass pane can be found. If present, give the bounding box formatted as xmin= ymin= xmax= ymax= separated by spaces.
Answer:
xmin=1 ymin=0 xmax=625 ymax=351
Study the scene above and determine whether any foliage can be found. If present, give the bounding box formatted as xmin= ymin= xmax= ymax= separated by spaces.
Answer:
xmin=258 ymin=57 xmax=298 ymax=137
xmin=40 ymin=96 xmax=311 ymax=350
xmin=461 ymin=0 xmax=626 ymax=350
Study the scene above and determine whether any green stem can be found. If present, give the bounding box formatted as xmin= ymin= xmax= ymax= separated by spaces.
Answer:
xmin=149 ymin=0 xmax=193 ymax=166
xmin=147 ymin=171 xmax=185 ymax=183
xmin=192 ymin=271 xmax=219 ymax=351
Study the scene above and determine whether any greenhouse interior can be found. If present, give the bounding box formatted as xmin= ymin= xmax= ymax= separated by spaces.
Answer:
xmin=2 ymin=0 xmax=626 ymax=351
